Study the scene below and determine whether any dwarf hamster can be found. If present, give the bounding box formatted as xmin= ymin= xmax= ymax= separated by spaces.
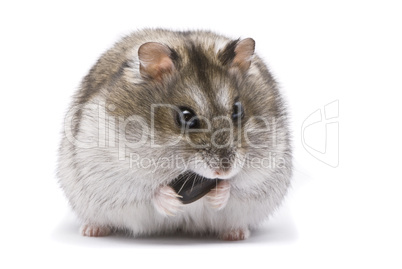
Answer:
xmin=58 ymin=29 xmax=292 ymax=241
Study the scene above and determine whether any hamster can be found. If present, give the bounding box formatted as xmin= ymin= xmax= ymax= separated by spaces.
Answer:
xmin=58 ymin=29 xmax=292 ymax=241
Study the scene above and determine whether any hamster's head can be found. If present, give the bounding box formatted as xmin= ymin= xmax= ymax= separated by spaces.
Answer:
xmin=109 ymin=37 xmax=281 ymax=181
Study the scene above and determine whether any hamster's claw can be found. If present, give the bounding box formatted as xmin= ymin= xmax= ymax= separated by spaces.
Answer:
xmin=153 ymin=185 xmax=183 ymax=217
xmin=219 ymin=228 xmax=250 ymax=241
xmin=81 ymin=224 xmax=111 ymax=237
xmin=206 ymin=180 xmax=231 ymax=210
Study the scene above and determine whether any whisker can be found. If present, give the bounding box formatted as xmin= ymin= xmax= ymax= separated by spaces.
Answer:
xmin=177 ymin=174 xmax=191 ymax=194
xmin=191 ymin=173 xmax=201 ymax=192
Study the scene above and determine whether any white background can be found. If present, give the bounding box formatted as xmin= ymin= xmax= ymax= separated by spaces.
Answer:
xmin=1 ymin=1 xmax=401 ymax=268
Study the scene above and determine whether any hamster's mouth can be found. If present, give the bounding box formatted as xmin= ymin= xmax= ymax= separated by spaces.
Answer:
xmin=169 ymin=172 xmax=222 ymax=204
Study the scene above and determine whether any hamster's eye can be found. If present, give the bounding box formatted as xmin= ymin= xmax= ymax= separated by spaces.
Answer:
xmin=232 ymin=101 xmax=244 ymax=121
xmin=176 ymin=107 xmax=200 ymax=129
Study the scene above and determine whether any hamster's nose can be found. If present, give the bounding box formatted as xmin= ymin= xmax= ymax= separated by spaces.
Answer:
xmin=213 ymin=169 xmax=230 ymax=178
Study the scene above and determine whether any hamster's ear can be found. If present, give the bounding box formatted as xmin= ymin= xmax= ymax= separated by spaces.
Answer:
xmin=138 ymin=42 xmax=176 ymax=81
xmin=219 ymin=38 xmax=255 ymax=72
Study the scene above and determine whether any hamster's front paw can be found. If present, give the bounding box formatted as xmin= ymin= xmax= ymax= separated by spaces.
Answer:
xmin=219 ymin=228 xmax=250 ymax=241
xmin=153 ymin=185 xmax=183 ymax=217
xmin=206 ymin=180 xmax=230 ymax=210
xmin=81 ymin=224 xmax=111 ymax=237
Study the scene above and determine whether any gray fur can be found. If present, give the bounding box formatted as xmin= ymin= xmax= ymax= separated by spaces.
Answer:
xmin=58 ymin=29 xmax=292 ymax=239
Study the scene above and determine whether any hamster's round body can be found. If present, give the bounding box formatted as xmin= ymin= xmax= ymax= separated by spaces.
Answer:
xmin=58 ymin=29 xmax=292 ymax=240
